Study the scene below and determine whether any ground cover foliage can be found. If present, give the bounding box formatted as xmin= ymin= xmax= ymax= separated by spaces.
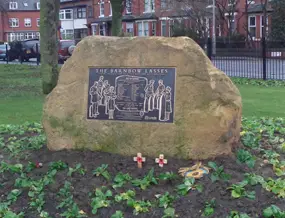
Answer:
xmin=0 ymin=117 xmax=285 ymax=217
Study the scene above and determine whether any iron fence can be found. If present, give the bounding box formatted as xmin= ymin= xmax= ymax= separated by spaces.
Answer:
xmin=203 ymin=38 xmax=285 ymax=80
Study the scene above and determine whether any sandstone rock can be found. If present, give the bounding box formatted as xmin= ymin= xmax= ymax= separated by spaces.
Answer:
xmin=42 ymin=36 xmax=242 ymax=160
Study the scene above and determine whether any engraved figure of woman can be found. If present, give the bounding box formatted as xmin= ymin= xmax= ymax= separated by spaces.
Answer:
xmin=100 ymin=80 xmax=110 ymax=106
xmin=103 ymin=83 xmax=111 ymax=115
xmin=144 ymin=80 xmax=155 ymax=112
xmin=89 ymin=81 xmax=101 ymax=118
xmin=107 ymin=86 xmax=117 ymax=119
xmin=164 ymin=86 xmax=172 ymax=121
xmin=155 ymin=79 xmax=165 ymax=110
xmin=97 ymin=76 xmax=104 ymax=104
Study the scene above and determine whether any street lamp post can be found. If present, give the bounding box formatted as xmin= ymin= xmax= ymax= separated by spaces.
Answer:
xmin=212 ymin=0 xmax=216 ymax=55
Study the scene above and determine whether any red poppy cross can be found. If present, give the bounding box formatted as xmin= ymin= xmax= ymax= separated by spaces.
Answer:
xmin=133 ymin=153 xmax=146 ymax=168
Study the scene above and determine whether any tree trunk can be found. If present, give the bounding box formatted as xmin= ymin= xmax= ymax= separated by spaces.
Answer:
xmin=110 ymin=0 xmax=123 ymax=36
xmin=40 ymin=0 xmax=60 ymax=94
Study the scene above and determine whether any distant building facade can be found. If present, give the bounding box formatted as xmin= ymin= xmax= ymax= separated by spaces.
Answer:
xmin=0 ymin=0 xmax=40 ymax=42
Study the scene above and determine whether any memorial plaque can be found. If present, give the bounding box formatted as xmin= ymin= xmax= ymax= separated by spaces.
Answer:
xmin=87 ymin=67 xmax=176 ymax=123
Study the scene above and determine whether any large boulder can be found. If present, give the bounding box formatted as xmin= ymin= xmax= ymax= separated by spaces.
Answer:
xmin=42 ymin=36 xmax=242 ymax=160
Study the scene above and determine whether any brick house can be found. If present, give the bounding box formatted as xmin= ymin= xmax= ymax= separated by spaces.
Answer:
xmin=214 ymin=0 xmax=273 ymax=40
xmin=0 ymin=0 xmax=40 ymax=42
xmin=87 ymin=0 xmax=194 ymax=37
xmin=59 ymin=0 xmax=94 ymax=42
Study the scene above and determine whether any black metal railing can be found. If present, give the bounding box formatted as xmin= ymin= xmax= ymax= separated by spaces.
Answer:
xmin=205 ymin=37 xmax=285 ymax=80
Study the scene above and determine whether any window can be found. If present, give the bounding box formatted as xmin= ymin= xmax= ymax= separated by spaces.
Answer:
xmin=126 ymin=22 xmax=134 ymax=35
xmin=169 ymin=19 xmax=174 ymax=36
xmin=59 ymin=9 xmax=73 ymax=20
xmin=91 ymin=24 xmax=97 ymax=35
xmin=61 ymin=29 xmax=74 ymax=39
xmin=109 ymin=3 xmax=112 ymax=16
xmin=88 ymin=6 xmax=93 ymax=18
xmin=37 ymin=18 xmax=40 ymax=27
xmin=99 ymin=0 xmax=104 ymax=17
xmin=24 ymin=18 xmax=32 ymax=27
xmin=37 ymin=2 xmax=40 ymax=10
xmin=9 ymin=18 xmax=19 ymax=27
xmin=77 ymin=7 xmax=86 ymax=18
xmin=9 ymin=2 xmax=18 ymax=10
xmin=260 ymin=15 xmax=268 ymax=37
xmin=24 ymin=32 xmax=36 ymax=39
xmin=229 ymin=18 xmax=235 ymax=34
xmin=126 ymin=0 xmax=132 ymax=14
xmin=137 ymin=21 xmax=149 ymax=36
xmin=144 ymin=0 xmax=155 ymax=12
xmin=161 ymin=20 xmax=167 ymax=36
xmin=161 ymin=0 xmax=171 ymax=9
xmin=247 ymin=0 xmax=255 ymax=4
xmin=151 ymin=21 xmax=156 ymax=36
xmin=99 ymin=24 xmax=106 ymax=36
xmin=248 ymin=16 xmax=256 ymax=38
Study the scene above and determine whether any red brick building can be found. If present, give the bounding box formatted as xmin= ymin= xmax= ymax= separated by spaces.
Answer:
xmin=87 ymin=0 xmax=192 ymax=37
xmin=214 ymin=0 xmax=273 ymax=40
xmin=0 ymin=0 xmax=40 ymax=42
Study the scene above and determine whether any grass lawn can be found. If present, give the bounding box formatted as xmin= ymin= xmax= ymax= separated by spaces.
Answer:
xmin=0 ymin=64 xmax=284 ymax=125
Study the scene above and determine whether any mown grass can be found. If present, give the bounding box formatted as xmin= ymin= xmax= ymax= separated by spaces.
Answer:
xmin=0 ymin=65 xmax=284 ymax=124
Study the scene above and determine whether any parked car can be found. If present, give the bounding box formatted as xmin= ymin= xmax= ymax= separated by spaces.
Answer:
xmin=58 ymin=40 xmax=76 ymax=64
xmin=0 ymin=44 xmax=10 ymax=60
xmin=7 ymin=39 xmax=40 ymax=62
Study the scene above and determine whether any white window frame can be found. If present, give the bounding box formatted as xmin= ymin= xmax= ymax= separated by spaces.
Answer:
xmin=151 ymin=21 xmax=156 ymax=36
xmin=24 ymin=18 xmax=32 ymax=27
xmin=126 ymin=22 xmax=134 ymax=35
xmin=144 ymin=0 xmax=155 ymax=13
xmin=260 ymin=15 xmax=268 ymax=38
xmin=9 ymin=18 xmax=19 ymax=27
xmin=99 ymin=24 xmax=106 ymax=36
xmin=59 ymin=9 xmax=73 ymax=20
xmin=37 ymin=2 xmax=40 ymax=10
xmin=37 ymin=18 xmax=40 ymax=27
xmin=126 ymin=0 xmax=131 ymax=14
xmin=91 ymin=24 xmax=98 ymax=35
xmin=109 ymin=3 xmax=112 ymax=16
xmin=99 ymin=0 xmax=104 ymax=17
xmin=61 ymin=29 xmax=74 ymax=40
xmin=161 ymin=20 xmax=167 ymax=36
xmin=248 ymin=15 xmax=256 ymax=38
xmin=137 ymin=21 xmax=149 ymax=36
xmin=9 ymin=2 xmax=18 ymax=10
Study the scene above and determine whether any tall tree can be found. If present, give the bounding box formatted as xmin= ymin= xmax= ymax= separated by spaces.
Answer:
xmin=270 ymin=0 xmax=285 ymax=41
xmin=110 ymin=0 xmax=124 ymax=36
xmin=40 ymin=0 xmax=60 ymax=94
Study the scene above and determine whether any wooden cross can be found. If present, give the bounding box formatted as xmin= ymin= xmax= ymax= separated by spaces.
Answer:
xmin=133 ymin=153 xmax=146 ymax=168
xmin=155 ymin=154 xmax=167 ymax=167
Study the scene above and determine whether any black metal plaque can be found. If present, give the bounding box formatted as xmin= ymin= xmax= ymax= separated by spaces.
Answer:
xmin=87 ymin=67 xmax=176 ymax=123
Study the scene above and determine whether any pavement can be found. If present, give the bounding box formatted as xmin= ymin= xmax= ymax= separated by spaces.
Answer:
xmin=1 ymin=57 xmax=285 ymax=80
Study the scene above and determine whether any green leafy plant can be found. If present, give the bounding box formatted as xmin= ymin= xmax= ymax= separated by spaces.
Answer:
xmin=243 ymin=173 xmax=265 ymax=186
xmin=227 ymin=211 xmax=250 ymax=218
xmin=127 ymin=199 xmax=152 ymax=215
xmin=263 ymin=178 xmax=285 ymax=198
xmin=208 ymin=162 xmax=231 ymax=182
xmin=202 ymin=198 xmax=216 ymax=217
xmin=263 ymin=205 xmax=285 ymax=218
xmin=132 ymin=168 xmax=158 ymax=190
xmin=155 ymin=192 xmax=175 ymax=208
xmin=90 ymin=187 xmax=112 ymax=214
xmin=158 ymin=172 xmax=179 ymax=182
xmin=6 ymin=189 xmax=22 ymax=204
xmin=112 ymin=172 xmax=132 ymax=189
xmin=236 ymin=149 xmax=256 ymax=168
xmin=110 ymin=211 xmax=124 ymax=218
xmin=67 ymin=163 xmax=86 ymax=177
xmin=56 ymin=181 xmax=87 ymax=218
xmin=176 ymin=177 xmax=203 ymax=196
xmin=115 ymin=190 xmax=136 ymax=204
xmin=227 ymin=181 xmax=255 ymax=200
xmin=0 ymin=162 xmax=23 ymax=174
xmin=162 ymin=208 xmax=177 ymax=218
xmin=92 ymin=164 xmax=111 ymax=181
xmin=49 ymin=161 xmax=68 ymax=171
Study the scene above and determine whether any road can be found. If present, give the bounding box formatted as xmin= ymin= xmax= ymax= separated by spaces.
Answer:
xmin=1 ymin=58 xmax=285 ymax=80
